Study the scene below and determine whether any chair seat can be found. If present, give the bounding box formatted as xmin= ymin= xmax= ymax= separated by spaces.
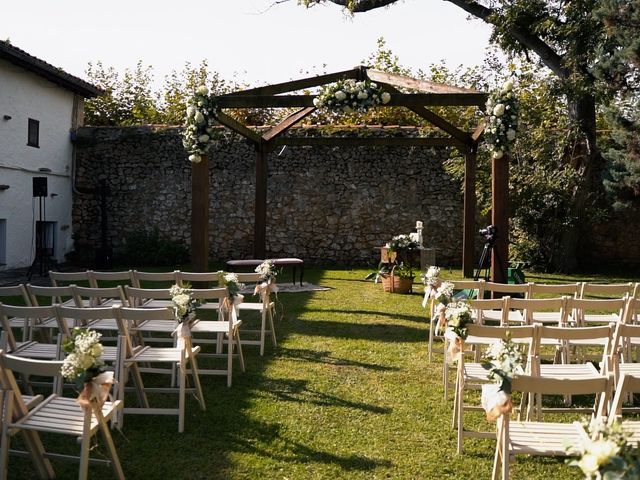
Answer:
xmin=128 ymin=346 xmax=192 ymax=363
xmin=132 ymin=320 xmax=178 ymax=333
xmin=13 ymin=394 xmax=119 ymax=436
xmin=508 ymin=421 xmax=583 ymax=455
xmin=463 ymin=363 xmax=494 ymax=382
xmin=141 ymin=300 xmax=173 ymax=309
xmin=621 ymin=421 xmax=640 ymax=446
xmin=11 ymin=342 xmax=58 ymax=359
xmin=538 ymin=363 xmax=600 ymax=378
xmin=531 ymin=312 xmax=564 ymax=324
xmin=191 ymin=320 xmax=242 ymax=334
xmin=198 ymin=301 xmax=265 ymax=312
xmin=618 ymin=363 xmax=640 ymax=375
xmin=583 ymin=313 xmax=619 ymax=324
xmin=482 ymin=310 xmax=524 ymax=323
xmin=31 ymin=317 xmax=75 ymax=329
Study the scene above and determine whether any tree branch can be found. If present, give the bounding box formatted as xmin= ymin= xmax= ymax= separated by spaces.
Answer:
xmin=442 ymin=0 xmax=567 ymax=78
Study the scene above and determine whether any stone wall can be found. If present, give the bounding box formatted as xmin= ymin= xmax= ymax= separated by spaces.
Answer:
xmin=73 ymin=126 xmax=464 ymax=266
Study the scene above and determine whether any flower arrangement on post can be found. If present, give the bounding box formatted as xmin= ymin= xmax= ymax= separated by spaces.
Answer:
xmin=421 ymin=265 xmax=442 ymax=308
xmin=566 ymin=417 xmax=640 ymax=479
xmin=443 ymin=301 xmax=473 ymax=365
xmin=480 ymin=332 xmax=525 ymax=421
xmin=218 ymin=271 xmax=245 ymax=320
xmin=313 ymin=79 xmax=391 ymax=115
xmin=181 ymin=85 xmax=220 ymax=164
xmin=61 ymin=328 xmax=114 ymax=408
xmin=485 ymin=78 xmax=519 ymax=160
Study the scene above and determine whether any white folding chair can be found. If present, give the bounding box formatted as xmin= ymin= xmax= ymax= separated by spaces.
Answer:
xmin=609 ymin=373 xmax=640 ymax=445
xmin=233 ymin=272 xmax=277 ymax=356
xmin=0 ymin=285 xmax=33 ymax=341
xmin=482 ymin=282 xmax=531 ymax=324
xmin=48 ymin=270 xmax=91 ymax=287
xmin=492 ymin=374 xmax=611 ymax=480
xmin=115 ymin=306 xmax=205 ymax=432
xmin=132 ymin=270 xmax=179 ymax=289
xmin=452 ymin=322 xmax=536 ymax=454
xmin=0 ymin=351 xmax=124 ymax=480
xmin=176 ymin=271 xmax=220 ymax=288
xmin=0 ymin=304 xmax=60 ymax=360
xmin=527 ymin=283 xmax=580 ymax=324
xmin=90 ymin=270 xmax=135 ymax=288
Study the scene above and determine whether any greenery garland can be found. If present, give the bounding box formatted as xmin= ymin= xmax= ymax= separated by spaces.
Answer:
xmin=313 ymin=79 xmax=391 ymax=114
xmin=485 ymin=79 xmax=519 ymax=160
xmin=182 ymin=85 xmax=220 ymax=164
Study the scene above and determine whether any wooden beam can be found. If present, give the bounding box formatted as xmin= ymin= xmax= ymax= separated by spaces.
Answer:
xmin=262 ymin=107 xmax=316 ymax=142
xmin=382 ymin=85 xmax=472 ymax=149
xmin=463 ymin=147 xmax=477 ymax=278
xmin=191 ymin=155 xmax=209 ymax=272
xmin=270 ymin=136 xmax=461 ymax=147
xmin=254 ymin=144 xmax=268 ymax=258
xmin=472 ymin=120 xmax=486 ymax=143
xmin=215 ymin=93 xmax=488 ymax=109
xmin=215 ymin=111 xmax=262 ymax=144
xmin=220 ymin=68 xmax=360 ymax=97
xmin=366 ymin=69 xmax=484 ymax=95
xmin=491 ymin=154 xmax=509 ymax=284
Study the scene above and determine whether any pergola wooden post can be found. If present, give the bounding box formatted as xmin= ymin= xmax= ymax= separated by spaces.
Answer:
xmin=191 ymin=155 xmax=209 ymax=272
xmin=189 ymin=66 xmax=504 ymax=278
xmin=491 ymin=154 xmax=509 ymax=283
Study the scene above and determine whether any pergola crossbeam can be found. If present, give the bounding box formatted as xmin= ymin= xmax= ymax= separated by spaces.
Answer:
xmin=270 ymin=136 xmax=462 ymax=147
xmin=219 ymin=68 xmax=360 ymax=97
xmin=215 ymin=110 xmax=262 ymax=145
xmin=216 ymin=93 xmax=487 ymax=109
xmin=366 ymin=69 xmax=482 ymax=95
xmin=262 ymin=107 xmax=316 ymax=142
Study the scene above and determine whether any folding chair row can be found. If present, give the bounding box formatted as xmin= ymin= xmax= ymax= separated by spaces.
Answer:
xmin=50 ymin=269 xmax=225 ymax=289
xmin=0 ymin=303 xmax=207 ymax=433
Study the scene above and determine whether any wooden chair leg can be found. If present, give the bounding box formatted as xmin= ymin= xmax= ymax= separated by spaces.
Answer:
xmin=79 ymin=409 xmax=92 ymax=480
xmin=236 ymin=331 xmax=246 ymax=373
xmin=227 ymin=336 xmax=233 ymax=388
xmin=95 ymin=405 xmax=125 ymax=480
xmin=259 ymin=310 xmax=266 ymax=356
xmin=268 ymin=307 xmax=277 ymax=347
xmin=188 ymin=354 xmax=206 ymax=411
xmin=178 ymin=363 xmax=186 ymax=433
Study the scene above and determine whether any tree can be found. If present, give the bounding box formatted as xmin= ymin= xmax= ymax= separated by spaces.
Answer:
xmin=299 ymin=0 xmax=610 ymax=272
xmin=594 ymin=0 xmax=640 ymax=210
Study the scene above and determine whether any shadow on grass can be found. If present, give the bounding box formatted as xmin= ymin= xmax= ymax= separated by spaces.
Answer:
xmin=306 ymin=308 xmax=426 ymax=323
xmin=291 ymin=318 xmax=426 ymax=343
xmin=275 ymin=347 xmax=400 ymax=372
xmin=257 ymin=377 xmax=392 ymax=414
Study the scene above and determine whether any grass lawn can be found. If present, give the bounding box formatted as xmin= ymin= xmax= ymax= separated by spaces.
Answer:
xmin=9 ymin=267 xmax=639 ymax=479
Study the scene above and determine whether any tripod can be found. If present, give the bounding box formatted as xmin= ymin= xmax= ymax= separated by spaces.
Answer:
xmin=27 ymin=195 xmax=49 ymax=280
xmin=473 ymin=238 xmax=495 ymax=281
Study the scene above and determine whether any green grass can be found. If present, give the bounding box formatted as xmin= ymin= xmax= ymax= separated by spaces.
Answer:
xmin=8 ymin=267 xmax=639 ymax=479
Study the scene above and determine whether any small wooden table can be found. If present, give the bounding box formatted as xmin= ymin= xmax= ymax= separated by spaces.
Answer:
xmin=226 ymin=258 xmax=304 ymax=286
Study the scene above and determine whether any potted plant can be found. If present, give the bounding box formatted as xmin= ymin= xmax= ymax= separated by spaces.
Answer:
xmin=377 ymin=234 xmax=419 ymax=294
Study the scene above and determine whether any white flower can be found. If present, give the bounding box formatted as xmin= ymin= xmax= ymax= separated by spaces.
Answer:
xmin=224 ymin=272 xmax=239 ymax=284
xmin=194 ymin=112 xmax=205 ymax=124
xmin=492 ymin=150 xmax=504 ymax=159
xmin=189 ymin=154 xmax=201 ymax=163
xmin=493 ymin=104 xmax=505 ymax=116
xmin=588 ymin=439 xmax=620 ymax=466
xmin=196 ymin=85 xmax=209 ymax=96
xmin=198 ymin=134 xmax=210 ymax=143
xmin=501 ymin=79 xmax=514 ymax=92
xmin=578 ymin=453 xmax=600 ymax=476
xmin=313 ymin=97 xmax=322 ymax=107
xmin=334 ymin=91 xmax=347 ymax=101
xmin=506 ymin=129 xmax=516 ymax=141
xmin=186 ymin=106 xmax=196 ymax=118
xmin=381 ymin=92 xmax=391 ymax=104
xmin=357 ymin=91 xmax=368 ymax=100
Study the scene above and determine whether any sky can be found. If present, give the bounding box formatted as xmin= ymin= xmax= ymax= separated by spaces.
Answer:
xmin=2 ymin=0 xmax=494 ymax=88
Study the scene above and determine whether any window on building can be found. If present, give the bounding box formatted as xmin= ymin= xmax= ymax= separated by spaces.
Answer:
xmin=27 ymin=118 xmax=39 ymax=147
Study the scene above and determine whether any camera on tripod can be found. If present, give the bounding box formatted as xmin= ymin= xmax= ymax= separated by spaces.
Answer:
xmin=479 ymin=225 xmax=497 ymax=242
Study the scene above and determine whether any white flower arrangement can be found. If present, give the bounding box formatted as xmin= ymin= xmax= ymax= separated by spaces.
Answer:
xmin=61 ymin=328 xmax=106 ymax=389
xmin=567 ymin=417 xmax=640 ymax=479
xmin=386 ymin=234 xmax=419 ymax=254
xmin=255 ymin=260 xmax=278 ymax=283
xmin=181 ymin=85 xmax=220 ymax=164
xmin=219 ymin=271 xmax=245 ymax=299
xmin=169 ymin=283 xmax=200 ymax=322
xmin=421 ymin=266 xmax=441 ymax=287
xmin=485 ymin=78 xmax=519 ymax=160
xmin=480 ymin=333 xmax=525 ymax=419
xmin=434 ymin=281 xmax=455 ymax=306
xmin=444 ymin=301 xmax=473 ymax=339
xmin=313 ymin=79 xmax=391 ymax=114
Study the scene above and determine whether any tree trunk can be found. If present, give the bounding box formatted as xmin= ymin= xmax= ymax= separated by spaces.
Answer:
xmin=553 ymin=92 xmax=604 ymax=272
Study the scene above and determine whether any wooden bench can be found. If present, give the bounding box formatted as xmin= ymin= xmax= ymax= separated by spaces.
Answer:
xmin=226 ymin=258 xmax=304 ymax=286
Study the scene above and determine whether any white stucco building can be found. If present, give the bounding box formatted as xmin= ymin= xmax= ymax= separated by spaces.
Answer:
xmin=0 ymin=41 xmax=101 ymax=270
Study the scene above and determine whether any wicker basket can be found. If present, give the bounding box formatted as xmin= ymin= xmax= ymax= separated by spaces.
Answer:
xmin=380 ymin=269 xmax=413 ymax=294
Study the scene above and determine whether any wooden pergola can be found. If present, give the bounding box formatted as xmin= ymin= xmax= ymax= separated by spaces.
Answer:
xmin=191 ymin=66 xmax=510 ymax=282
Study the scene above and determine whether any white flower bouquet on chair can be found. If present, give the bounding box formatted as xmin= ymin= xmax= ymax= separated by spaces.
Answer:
xmin=566 ymin=417 xmax=640 ymax=480
xmin=443 ymin=302 xmax=473 ymax=365
xmin=61 ymin=327 xmax=114 ymax=408
xmin=480 ymin=333 xmax=525 ymax=421
xmin=169 ymin=283 xmax=200 ymax=340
